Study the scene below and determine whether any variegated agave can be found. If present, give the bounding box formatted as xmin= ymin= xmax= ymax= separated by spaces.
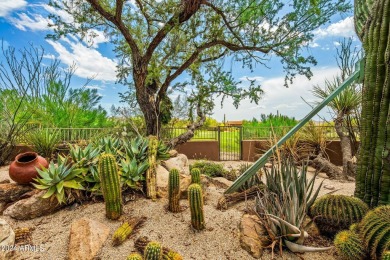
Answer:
xmin=255 ymin=156 xmax=330 ymax=253
xmin=32 ymin=155 xmax=85 ymax=204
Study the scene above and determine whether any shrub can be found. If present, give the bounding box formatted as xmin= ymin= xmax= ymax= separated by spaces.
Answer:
xmin=26 ymin=128 xmax=61 ymax=159
xmin=190 ymin=161 xmax=226 ymax=177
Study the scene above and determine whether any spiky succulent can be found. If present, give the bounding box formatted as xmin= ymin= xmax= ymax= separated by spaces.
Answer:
xmin=309 ymin=195 xmax=369 ymax=236
xmin=168 ymin=169 xmax=181 ymax=212
xmin=120 ymin=156 xmax=148 ymax=190
xmin=190 ymin=168 xmax=201 ymax=184
xmin=127 ymin=253 xmax=143 ymax=260
xmin=33 ymin=155 xmax=85 ymax=204
xmin=334 ymin=230 xmax=367 ymax=260
xmin=188 ymin=184 xmax=205 ymax=230
xmin=144 ymin=241 xmax=162 ymax=260
xmin=112 ymin=217 xmax=146 ymax=246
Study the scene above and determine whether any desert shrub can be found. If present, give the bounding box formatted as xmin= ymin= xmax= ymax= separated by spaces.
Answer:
xmin=26 ymin=128 xmax=61 ymax=160
xmin=190 ymin=160 xmax=226 ymax=177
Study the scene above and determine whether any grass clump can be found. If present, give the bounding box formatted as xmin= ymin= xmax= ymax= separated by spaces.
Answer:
xmin=190 ymin=160 xmax=226 ymax=178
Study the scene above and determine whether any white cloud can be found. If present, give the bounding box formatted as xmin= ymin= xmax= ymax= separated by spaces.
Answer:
xmin=0 ymin=0 xmax=26 ymax=17
xmin=239 ymin=76 xmax=264 ymax=82
xmin=47 ymin=38 xmax=118 ymax=81
xmin=85 ymin=85 xmax=104 ymax=90
xmin=212 ymin=67 xmax=340 ymax=121
xmin=314 ymin=17 xmax=356 ymax=39
xmin=9 ymin=12 xmax=50 ymax=31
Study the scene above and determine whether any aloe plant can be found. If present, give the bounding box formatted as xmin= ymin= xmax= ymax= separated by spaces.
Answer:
xmin=120 ymin=156 xmax=148 ymax=189
xmin=255 ymin=156 xmax=327 ymax=253
xmin=32 ymin=155 xmax=85 ymax=204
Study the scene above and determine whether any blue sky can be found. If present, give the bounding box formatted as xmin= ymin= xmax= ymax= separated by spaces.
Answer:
xmin=0 ymin=0 xmax=359 ymax=122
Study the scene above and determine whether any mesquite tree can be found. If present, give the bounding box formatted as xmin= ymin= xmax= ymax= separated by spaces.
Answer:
xmin=48 ymin=0 xmax=349 ymax=144
xmin=354 ymin=0 xmax=390 ymax=206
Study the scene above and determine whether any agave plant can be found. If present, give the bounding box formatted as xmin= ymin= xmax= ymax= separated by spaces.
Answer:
xmin=123 ymin=136 xmax=149 ymax=162
xmin=120 ymin=156 xmax=148 ymax=190
xmin=255 ymin=156 xmax=328 ymax=253
xmin=32 ymin=155 xmax=85 ymax=204
xmin=94 ymin=136 xmax=124 ymax=159
xmin=69 ymin=144 xmax=101 ymax=192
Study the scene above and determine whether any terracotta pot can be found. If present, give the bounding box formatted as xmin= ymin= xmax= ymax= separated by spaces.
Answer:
xmin=9 ymin=152 xmax=49 ymax=184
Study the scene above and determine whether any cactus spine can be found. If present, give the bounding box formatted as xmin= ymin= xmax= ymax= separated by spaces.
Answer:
xmin=334 ymin=230 xmax=367 ymax=260
xmin=168 ymin=169 xmax=181 ymax=212
xmin=188 ymin=184 xmax=205 ymax=230
xmin=146 ymin=136 xmax=158 ymax=200
xmin=359 ymin=205 xmax=390 ymax=259
xmin=98 ymin=153 xmax=122 ymax=220
xmin=144 ymin=241 xmax=162 ymax=260
xmin=309 ymin=195 xmax=368 ymax=236
xmin=127 ymin=253 xmax=144 ymax=260
xmin=112 ymin=216 xmax=146 ymax=246
xmin=382 ymin=251 xmax=390 ymax=260
xmin=135 ymin=237 xmax=183 ymax=260
xmin=190 ymin=168 xmax=201 ymax=184
xmin=354 ymin=0 xmax=390 ymax=207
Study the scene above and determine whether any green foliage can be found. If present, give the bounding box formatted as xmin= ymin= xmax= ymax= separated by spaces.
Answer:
xmin=382 ymin=251 xmax=390 ymax=260
xmin=309 ymin=195 xmax=369 ymax=237
xmin=26 ymin=128 xmax=61 ymax=159
xmin=33 ymin=155 xmax=85 ymax=204
xmin=359 ymin=206 xmax=390 ymax=259
xmin=190 ymin=161 xmax=226 ymax=178
xmin=168 ymin=169 xmax=181 ymax=213
xmin=98 ymin=153 xmax=122 ymax=220
xmin=190 ymin=168 xmax=201 ymax=184
xmin=255 ymin=157 xmax=324 ymax=251
xmin=334 ymin=230 xmax=367 ymax=260
xmin=188 ymin=184 xmax=205 ymax=230
xmin=120 ymin=156 xmax=148 ymax=190
xmin=127 ymin=253 xmax=143 ymax=260
xmin=144 ymin=241 xmax=162 ymax=260
xmin=235 ymin=163 xmax=263 ymax=192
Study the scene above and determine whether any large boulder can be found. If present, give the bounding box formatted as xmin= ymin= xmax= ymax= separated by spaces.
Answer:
xmin=3 ymin=190 xmax=62 ymax=220
xmin=0 ymin=183 xmax=33 ymax=203
xmin=239 ymin=214 xmax=270 ymax=259
xmin=68 ymin=218 xmax=110 ymax=260
xmin=0 ymin=218 xmax=15 ymax=259
xmin=161 ymin=154 xmax=190 ymax=175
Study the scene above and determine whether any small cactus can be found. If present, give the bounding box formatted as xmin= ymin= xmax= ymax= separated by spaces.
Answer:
xmin=334 ymin=230 xmax=367 ymax=260
xmin=168 ymin=169 xmax=181 ymax=212
xmin=127 ymin=253 xmax=143 ymax=260
xmin=144 ymin=241 xmax=162 ymax=260
xmin=146 ymin=136 xmax=158 ymax=200
xmin=309 ymin=195 xmax=368 ymax=236
xmin=98 ymin=153 xmax=122 ymax=220
xmin=382 ymin=251 xmax=390 ymax=260
xmin=190 ymin=168 xmax=201 ymax=184
xmin=135 ymin=236 xmax=182 ymax=260
xmin=112 ymin=216 xmax=146 ymax=246
xmin=360 ymin=205 xmax=390 ymax=259
xmin=188 ymin=184 xmax=205 ymax=230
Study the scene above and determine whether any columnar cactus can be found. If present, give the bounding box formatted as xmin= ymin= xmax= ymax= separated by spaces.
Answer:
xmin=144 ymin=241 xmax=162 ymax=260
xmin=135 ymin=236 xmax=183 ymax=260
xmin=354 ymin=0 xmax=390 ymax=207
xmin=112 ymin=217 xmax=146 ymax=246
xmin=127 ymin=253 xmax=143 ymax=260
xmin=188 ymin=184 xmax=205 ymax=230
xmin=168 ymin=169 xmax=181 ymax=212
xmin=98 ymin=153 xmax=122 ymax=220
xmin=359 ymin=205 xmax=390 ymax=259
xmin=309 ymin=195 xmax=368 ymax=236
xmin=190 ymin=168 xmax=201 ymax=184
xmin=334 ymin=230 xmax=367 ymax=260
xmin=146 ymin=135 xmax=158 ymax=200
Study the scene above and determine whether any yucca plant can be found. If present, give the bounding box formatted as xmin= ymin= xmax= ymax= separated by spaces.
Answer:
xmin=255 ymin=156 xmax=327 ymax=253
xmin=26 ymin=128 xmax=61 ymax=160
xmin=120 ymin=156 xmax=148 ymax=190
xmin=32 ymin=155 xmax=85 ymax=204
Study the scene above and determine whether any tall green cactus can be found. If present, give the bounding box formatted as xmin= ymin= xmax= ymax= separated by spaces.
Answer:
xmin=168 ymin=169 xmax=181 ymax=212
xmin=144 ymin=241 xmax=162 ymax=260
xmin=334 ymin=230 xmax=367 ymax=260
xmin=98 ymin=153 xmax=122 ymax=220
xmin=309 ymin=195 xmax=369 ymax=236
xmin=359 ymin=205 xmax=390 ymax=259
xmin=146 ymin=135 xmax=158 ymax=200
xmin=190 ymin=168 xmax=201 ymax=184
xmin=188 ymin=184 xmax=205 ymax=230
xmin=354 ymin=0 xmax=390 ymax=207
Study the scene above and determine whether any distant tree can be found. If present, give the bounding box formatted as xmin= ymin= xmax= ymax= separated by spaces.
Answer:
xmin=48 ymin=0 xmax=350 ymax=146
xmin=312 ymin=38 xmax=361 ymax=178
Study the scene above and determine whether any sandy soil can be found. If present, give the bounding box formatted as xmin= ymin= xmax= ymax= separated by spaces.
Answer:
xmin=0 ymin=161 xmax=355 ymax=260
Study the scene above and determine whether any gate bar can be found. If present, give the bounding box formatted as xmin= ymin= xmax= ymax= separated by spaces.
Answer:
xmin=225 ymin=59 xmax=365 ymax=194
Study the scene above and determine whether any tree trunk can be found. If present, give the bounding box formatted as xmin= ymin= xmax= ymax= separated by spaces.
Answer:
xmin=334 ymin=112 xmax=353 ymax=178
xmin=354 ymin=0 xmax=390 ymax=207
xmin=311 ymin=153 xmax=342 ymax=179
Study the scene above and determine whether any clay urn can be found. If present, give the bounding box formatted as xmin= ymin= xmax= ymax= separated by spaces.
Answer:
xmin=9 ymin=152 xmax=49 ymax=184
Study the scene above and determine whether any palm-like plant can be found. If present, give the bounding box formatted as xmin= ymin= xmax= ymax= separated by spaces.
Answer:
xmin=32 ymin=155 xmax=85 ymax=204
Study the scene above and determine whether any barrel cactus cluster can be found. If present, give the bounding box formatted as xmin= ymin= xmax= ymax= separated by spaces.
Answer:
xmin=309 ymin=195 xmax=369 ymax=236
xmin=334 ymin=229 xmax=367 ymax=260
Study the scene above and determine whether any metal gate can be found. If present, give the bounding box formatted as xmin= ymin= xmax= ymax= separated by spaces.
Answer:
xmin=218 ymin=126 xmax=242 ymax=161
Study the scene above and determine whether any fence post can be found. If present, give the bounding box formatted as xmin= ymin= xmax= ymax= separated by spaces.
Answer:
xmin=218 ymin=126 xmax=221 ymax=161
